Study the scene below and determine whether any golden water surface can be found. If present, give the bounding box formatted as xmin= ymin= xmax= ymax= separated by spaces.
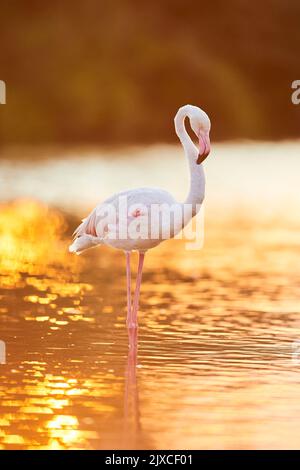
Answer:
xmin=0 ymin=143 xmax=300 ymax=449
xmin=0 ymin=198 xmax=300 ymax=450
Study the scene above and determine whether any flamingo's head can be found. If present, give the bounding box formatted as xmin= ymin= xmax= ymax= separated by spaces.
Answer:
xmin=189 ymin=106 xmax=211 ymax=164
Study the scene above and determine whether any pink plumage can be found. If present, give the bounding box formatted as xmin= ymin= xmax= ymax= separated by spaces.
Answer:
xmin=69 ymin=105 xmax=211 ymax=328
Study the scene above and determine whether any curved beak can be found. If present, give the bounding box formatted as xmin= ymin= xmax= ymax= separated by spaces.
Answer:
xmin=197 ymin=131 xmax=210 ymax=164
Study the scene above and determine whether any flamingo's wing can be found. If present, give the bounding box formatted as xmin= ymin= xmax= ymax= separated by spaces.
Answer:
xmin=70 ymin=187 xmax=179 ymax=253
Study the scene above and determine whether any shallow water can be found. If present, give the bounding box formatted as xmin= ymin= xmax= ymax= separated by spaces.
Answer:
xmin=0 ymin=143 xmax=300 ymax=449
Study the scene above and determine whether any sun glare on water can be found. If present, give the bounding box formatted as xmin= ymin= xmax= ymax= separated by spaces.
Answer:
xmin=0 ymin=142 xmax=300 ymax=449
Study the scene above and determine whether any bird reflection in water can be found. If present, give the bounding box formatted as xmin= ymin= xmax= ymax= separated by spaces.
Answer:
xmin=122 ymin=328 xmax=142 ymax=449
xmin=1 ymin=194 xmax=300 ymax=449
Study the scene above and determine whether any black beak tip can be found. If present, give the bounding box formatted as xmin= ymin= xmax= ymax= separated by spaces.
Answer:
xmin=197 ymin=151 xmax=209 ymax=164
xmin=196 ymin=154 xmax=203 ymax=165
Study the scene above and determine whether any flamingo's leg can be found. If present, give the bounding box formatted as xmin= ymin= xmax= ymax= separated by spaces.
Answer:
xmin=125 ymin=251 xmax=132 ymax=328
xmin=129 ymin=252 xmax=145 ymax=329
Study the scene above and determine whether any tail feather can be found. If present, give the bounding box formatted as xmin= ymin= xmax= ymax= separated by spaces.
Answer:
xmin=73 ymin=208 xmax=98 ymax=238
xmin=70 ymin=208 xmax=102 ymax=254
xmin=69 ymin=234 xmax=102 ymax=255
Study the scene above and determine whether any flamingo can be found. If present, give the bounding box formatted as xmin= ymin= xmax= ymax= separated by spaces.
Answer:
xmin=69 ymin=104 xmax=211 ymax=328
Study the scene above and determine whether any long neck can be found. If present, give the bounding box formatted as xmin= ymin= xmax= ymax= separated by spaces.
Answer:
xmin=174 ymin=109 xmax=205 ymax=212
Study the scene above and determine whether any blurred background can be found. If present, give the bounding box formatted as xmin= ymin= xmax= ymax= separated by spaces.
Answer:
xmin=0 ymin=0 xmax=300 ymax=145
xmin=0 ymin=0 xmax=300 ymax=451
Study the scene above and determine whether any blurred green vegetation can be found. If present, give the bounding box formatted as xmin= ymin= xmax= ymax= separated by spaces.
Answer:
xmin=0 ymin=0 xmax=299 ymax=144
